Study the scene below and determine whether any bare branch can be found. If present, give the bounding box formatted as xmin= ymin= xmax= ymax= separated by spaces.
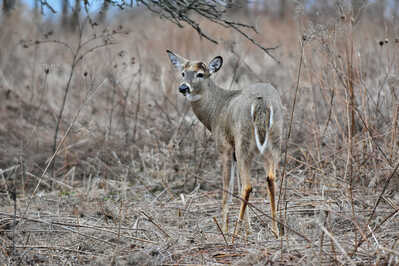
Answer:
xmin=40 ymin=0 xmax=57 ymax=14
xmin=132 ymin=0 xmax=279 ymax=62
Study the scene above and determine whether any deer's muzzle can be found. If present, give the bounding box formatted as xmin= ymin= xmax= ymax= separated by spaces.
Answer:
xmin=179 ymin=84 xmax=190 ymax=95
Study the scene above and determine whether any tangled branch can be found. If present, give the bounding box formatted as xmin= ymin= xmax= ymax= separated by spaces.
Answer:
xmin=38 ymin=0 xmax=279 ymax=63
xmin=137 ymin=0 xmax=279 ymax=62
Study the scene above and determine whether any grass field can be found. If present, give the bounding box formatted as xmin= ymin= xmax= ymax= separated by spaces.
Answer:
xmin=1 ymin=3 xmax=399 ymax=265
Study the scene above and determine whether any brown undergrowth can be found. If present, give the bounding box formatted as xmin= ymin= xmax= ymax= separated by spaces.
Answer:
xmin=0 ymin=4 xmax=398 ymax=265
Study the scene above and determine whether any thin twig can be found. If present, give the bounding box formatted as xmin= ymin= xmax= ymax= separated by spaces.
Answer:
xmin=351 ymin=207 xmax=399 ymax=257
xmin=278 ymin=38 xmax=305 ymax=231
xmin=141 ymin=211 xmax=170 ymax=238
xmin=0 ymin=212 xmax=157 ymax=244
xmin=12 ymin=245 xmax=90 ymax=254
xmin=318 ymin=222 xmax=356 ymax=266
xmin=367 ymin=159 xmax=399 ymax=224
xmin=212 ymin=217 xmax=228 ymax=246
xmin=39 ymin=0 xmax=57 ymax=14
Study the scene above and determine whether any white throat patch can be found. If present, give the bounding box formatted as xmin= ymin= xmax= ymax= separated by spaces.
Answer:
xmin=186 ymin=93 xmax=201 ymax=102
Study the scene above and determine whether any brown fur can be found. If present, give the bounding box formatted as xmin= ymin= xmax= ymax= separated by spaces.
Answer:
xmin=167 ymin=51 xmax=284 ymax=240
xmin=185 ymin=62 xmax=209 ymax=76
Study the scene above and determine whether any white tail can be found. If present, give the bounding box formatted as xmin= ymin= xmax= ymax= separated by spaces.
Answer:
xmin=252 ymin=103 xmax=274 ymax=154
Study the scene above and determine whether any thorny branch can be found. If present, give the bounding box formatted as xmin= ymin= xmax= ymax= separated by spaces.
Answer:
xmin=38 ymin=0 xmax=279 ymax=63
xmin=137 ymin=0 xmax=279 ymax=62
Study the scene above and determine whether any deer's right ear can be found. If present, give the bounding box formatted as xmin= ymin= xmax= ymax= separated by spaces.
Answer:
xmin=209 ymin=56 xmax=223 ymax=74
xmin=166 ymin=50 xmax=186 ymax=71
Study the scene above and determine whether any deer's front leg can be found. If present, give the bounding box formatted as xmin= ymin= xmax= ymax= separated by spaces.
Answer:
xmin=232 ymin=145 xmax=253 ymax=243
xmin=221 ymin=148 xmax=234 ymax=234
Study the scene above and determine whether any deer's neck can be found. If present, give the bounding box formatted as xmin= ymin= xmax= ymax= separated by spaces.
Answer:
xmin=191 ymin=80 xmax=238 ymax=132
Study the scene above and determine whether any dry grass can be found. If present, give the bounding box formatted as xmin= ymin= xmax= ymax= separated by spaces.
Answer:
xmin=0 ymin=4 xmax=399 ymax=265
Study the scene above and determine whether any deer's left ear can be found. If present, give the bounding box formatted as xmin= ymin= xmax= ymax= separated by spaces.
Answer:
xmin=166 ymin=50 xmax=187 ymax=72
xmin=208 ymin=56 xmax=223 ymax=74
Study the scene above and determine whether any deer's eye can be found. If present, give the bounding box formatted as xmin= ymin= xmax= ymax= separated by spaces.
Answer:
xmin=181 ymin=72 xmax=185 ymax=77
xmin=196 ymin=73 xmax=204 ymax=78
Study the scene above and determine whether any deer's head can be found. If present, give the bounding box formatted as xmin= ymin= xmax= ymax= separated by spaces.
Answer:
xmin=166 ymin=50 xmax=223 ymax=102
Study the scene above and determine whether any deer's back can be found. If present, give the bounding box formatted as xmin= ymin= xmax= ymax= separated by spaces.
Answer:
xmin=215 ymin=83 xmax=283 ymax=153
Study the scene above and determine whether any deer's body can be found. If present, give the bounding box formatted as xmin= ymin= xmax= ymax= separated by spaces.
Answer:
xmin=191 ymin=81 xmax=282 ymax=150
xmin=167 ymin=51 xmax=283 ymax=240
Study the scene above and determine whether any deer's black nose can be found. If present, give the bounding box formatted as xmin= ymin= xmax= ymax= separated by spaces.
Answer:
xmin=179 ymin=84 xmax=189 ymax=95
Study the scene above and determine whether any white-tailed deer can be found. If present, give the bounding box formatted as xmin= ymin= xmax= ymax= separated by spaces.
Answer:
xmin=166 ymin=50 xmax=283 ymax=241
